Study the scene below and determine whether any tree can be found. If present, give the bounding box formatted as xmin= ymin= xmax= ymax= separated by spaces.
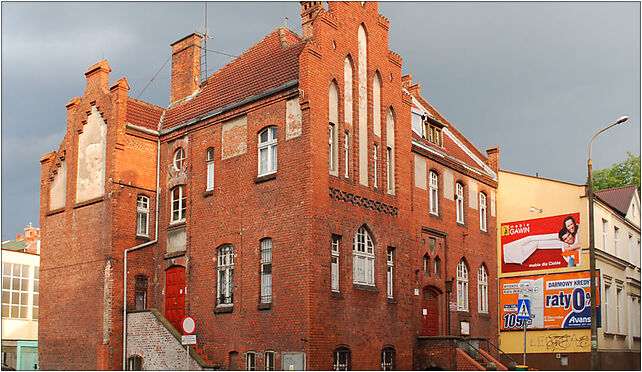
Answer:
xmin=589 ymin=152 xmax=641 ymax=191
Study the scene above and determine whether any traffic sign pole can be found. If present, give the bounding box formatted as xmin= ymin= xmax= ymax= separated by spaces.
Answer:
xmin=523 ymin=320 xmax=527 ymax=365
xmin=516 ymin=299 xmax=531 ymax=367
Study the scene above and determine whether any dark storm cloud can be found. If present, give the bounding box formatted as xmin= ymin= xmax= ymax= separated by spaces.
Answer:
xmin=2 ymin=2 xmax=639 ymax=240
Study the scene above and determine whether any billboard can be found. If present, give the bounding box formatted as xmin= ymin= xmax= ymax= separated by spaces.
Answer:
xmin=501 ymin=213 xmax=581 ymax=273
xmin=500 ymin=270 xmax=600 ymax=331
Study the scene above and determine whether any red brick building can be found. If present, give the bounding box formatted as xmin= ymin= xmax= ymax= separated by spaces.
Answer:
xmin=39 ymin=2 xmax=500 ymax=370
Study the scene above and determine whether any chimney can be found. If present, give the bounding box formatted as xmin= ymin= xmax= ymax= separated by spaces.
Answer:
xmin=300 ymin=2 xmax=323 ymax=39
xmin=486 ymin=146 xmax=500 ymax=174
xmin=24 ymin=223 xmax=40 ymax=244
xmin=16 ymin=234 xmax=24 ymax=241
xmin=85 ymin=60 xmax=111 ymax=94
xmin=170 ymin=33 xmax=203 ymax=104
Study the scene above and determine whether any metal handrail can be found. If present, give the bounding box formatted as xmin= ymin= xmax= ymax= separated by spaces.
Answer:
xmin=479 ymin=338 xmax=517 ymax=367
xmin=458 ymin=337 xmax=492 ymax=366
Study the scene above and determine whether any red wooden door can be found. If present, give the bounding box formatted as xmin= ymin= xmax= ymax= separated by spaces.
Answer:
xmin=165 ymin=266 xmax=185 ymax=331
xmin=422 ymin=289 xmax=439 ymax=336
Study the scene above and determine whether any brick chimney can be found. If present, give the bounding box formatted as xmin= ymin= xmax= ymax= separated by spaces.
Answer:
xmin=16 ymin=233 xmax=24 ymax=241
xmin=170 ymin=33 xmax=203 ymax=104
xmin=85 ymin=60 xmax=111 ymax=94
xmin=486 ymin=146 xmax=500 ymax=174
xmin=300 ymin=1 xmax=323 ymax=39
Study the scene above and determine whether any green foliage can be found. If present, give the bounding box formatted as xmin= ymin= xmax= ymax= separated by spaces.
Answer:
xmin=590 ymin=152 xmax=640 ymax=191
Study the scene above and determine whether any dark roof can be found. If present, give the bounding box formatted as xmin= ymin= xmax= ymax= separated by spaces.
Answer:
xmin=127 ymin=97 xmax=165 ymax=130
xmin=162 ymin=27 xmax=305 ymax=129
xmin=595 ymin=184 xmax=638 ymax=216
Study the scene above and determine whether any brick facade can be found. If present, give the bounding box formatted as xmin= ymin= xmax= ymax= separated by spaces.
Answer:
xmin=39 ymin=2 xmax=498 ymax=370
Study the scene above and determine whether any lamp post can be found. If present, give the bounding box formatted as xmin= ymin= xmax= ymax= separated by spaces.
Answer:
xmin=445 ymin=278 xmax=454 ymax=336
xmin=587 ymin=115 xmax=628 ymax=370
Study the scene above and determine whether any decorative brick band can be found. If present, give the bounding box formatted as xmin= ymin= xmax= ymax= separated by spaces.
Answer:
xmin=329 ymin=187 xmax=398 ymax=216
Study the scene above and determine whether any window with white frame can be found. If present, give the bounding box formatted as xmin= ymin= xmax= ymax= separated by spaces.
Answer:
xmin=246 ymin=352 xmax=256 ymax=371
xmin=429 ymin=171 xmax=439 ymax=215
xmin=614 ymin=226 xmax=620 ymax=256
xmin=478 ymin=265 xmax=488 ymax=313
xmin=171 ymin=186 xmax=186 ymax=223
xmin=433 ymin=256 xmax=441 ymax=278
xmin=373 ymin=144 xmax=379 ymax=188
xmin=386 ymin=248 xmax=394 ymax=299
xmin=217 ymin=245 xmax=234 ymax=305
xmin=602 ymin=219 xmax=608 ymax=250
xmin=353 ymin=227 xmax=375 ymax=286
xmin=173 ymin=147 xmax=186 ymax=171
xmin=456 ymin=183 xmax=465 ymax=224
xmin=265 ymin=351 xmax=275 ymax=371
xmin=333 ymin=347 xmax=351 ymax=371
xmin=332 ymin=235 xmax=340 ymax=292
xmin=479 ymin=193 xmax=487 ymax=232
xmin=128 ymin=355 xmax=143 ymax=371
xmin=206 ymin=147 xmax=215 ymax=191
xmin=329 ymin=123 xmax=336 ymax=172
xmin=386 ymin=147 xmax=393 ymax=193
xmin=258 ymin=127 xmax=277 ymax=176
xmin=136 ymin=195 xmax=149 ymax=236
xmin=629 ymin=234 xmax=634 ymax=262
xmin=617 ymin=287 xmax=624 ymax=333
xmin=344 ymin=132 xmax=350 ymax=178
xmin=423 ymin=254 xmax=430 ymax=277
xmin=260 ymin=239 xmax=272 ymax=304
xmin=32 ymin=266 xmax=39 ymax=320
xmin=457 ymin=259 xmax=468 ymax=311
xmin=381 ymin=347 xmax=396 ymax=371
xmin=1 ymin=263 xmax=31 ymax=319
xmin=604 ymin=283 xmax=610 ymax=332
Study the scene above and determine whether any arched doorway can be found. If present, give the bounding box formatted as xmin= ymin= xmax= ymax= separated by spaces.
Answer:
xmin=165 ymin=266 xmax=185 ymax=331
xmin=422 ymin=287 xmax=441 ymax=336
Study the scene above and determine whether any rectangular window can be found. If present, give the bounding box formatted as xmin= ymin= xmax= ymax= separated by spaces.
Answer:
xmin=456 ymin=183 xmax=465 ymax=224
xmin=614 ymin=226 xmax=620 ymax=256
xmin=629 ymin=234 xmax=634 ymax=262
xmin=171 ymin=186 xmax=186 ymax=223
xmin=617 ymin=287 xmax=623 ymax=333
xmin=135 ymin=275 xmax=148 ymax=310
xmin=602 ymin=219 xmax=608 ymax=250
xmin=206 ymin=148 xmax=215 ymax=191
xmin=373 ymin=144 xmax=379 ymax=188
xmin=32 ymin=266 xmax=39 ymax=320
xmin=258 ymin=127 xmax=277 ymax=176
xmin=217 ymin=245 xmax=234 ymax=305
xmin=1 ymin=263 xmax=31 ymax=319
xmin=429 ymin=172 xmax=438 ymax=215
xmin=344 ymin=132 xmax=350 ymax=179
xmin=136 ymin=195 xmax=150 ymax=236
xmin=386 ymin=147 xmax=393 ymax=193
xmin=386 ymin=248 xmax=394 ymax=299
xmin=479 ymin=193 xmax=487 ymax=232
xmin=604 ymin=284 xmax=610 ymax=332
xmin=332 ymin=236 xmax=340 ymax=292
xmin=329 ymin=123 xmax=335 ymax=172
xmin=260 ymin=239 xmax=272 ymax=304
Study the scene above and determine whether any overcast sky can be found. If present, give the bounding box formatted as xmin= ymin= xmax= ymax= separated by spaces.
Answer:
xmin=1 ymin=2 xmax=640 ymax=240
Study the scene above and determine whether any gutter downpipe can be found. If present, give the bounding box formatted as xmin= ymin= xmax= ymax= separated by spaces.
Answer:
xmin=122 ymin=120 xmax=162 ymax=369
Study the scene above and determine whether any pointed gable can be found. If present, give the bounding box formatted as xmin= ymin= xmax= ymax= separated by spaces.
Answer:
xmin=595 ymin=184 xmax=640 ymax=217
xmin=162 ymin=28 xmax=306 ymax=130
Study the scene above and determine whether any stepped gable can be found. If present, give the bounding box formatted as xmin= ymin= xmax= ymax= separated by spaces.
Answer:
xmin=127 ymin=97 xmax=164 ymax=130
xmin=162 ymin=27 xmax=305 ymax=129
xmin=595 ymin=184 xmax=638 ymax=216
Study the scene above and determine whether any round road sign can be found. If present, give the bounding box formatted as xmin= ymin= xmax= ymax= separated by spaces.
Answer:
xmin=181 ymin=316 xmax=196 ymax=335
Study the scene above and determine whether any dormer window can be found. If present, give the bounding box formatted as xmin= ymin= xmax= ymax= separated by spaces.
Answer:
xmin=426 ymin=123 xmax=443 ymax=147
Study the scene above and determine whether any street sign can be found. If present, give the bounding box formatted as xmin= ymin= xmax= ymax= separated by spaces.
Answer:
xmin=517 ymin=299 xmax=530 ymax=320
xmin=181 ymin=316 xmax=196 ymax=335
xmin=182 ymin=334 xmax=196 ymax=345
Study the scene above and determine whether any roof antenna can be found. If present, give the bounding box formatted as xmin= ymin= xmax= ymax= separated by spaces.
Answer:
xmin=285 ymin=16 xmax=288 ymax=28
xmin=201 ymin=1 xmax=208 ymax=84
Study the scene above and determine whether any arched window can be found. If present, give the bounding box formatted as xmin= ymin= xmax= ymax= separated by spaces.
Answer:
xmin=479 ymin=192 xmax=487 ymax=232
xmin=457 ymin=259 xmax=469 ymax=311
xmin=423 ymin=254 xmax=430 ymax=277
xmin=429 ymin=171 xmax=439 ymax=215
xmin=381 ymin=346 xmax=396 ymax=371
xmin=333 ymin=346 xmax=351 ymax=371
xmin=127 ymin=355 xmax=143 ymax=370
xmin=206 ymin=147 xmax=215 ymax=191
xmin=456 ymin=182 xmax=465 ymax=224
xmin=386 ymin=109 xmax=395 ymax=194
xmin=136 ymin=195 xmax=149 ymax=236
xmin=260 ymin=238 xmax=272 ymax=304
xmin=478 ymin=265 xmax=488 ymax=313
xmin=373 ymin=72 xmax=382 ymax=137
xmin=245 ymin=351 xmax=256 ymax=371
xmin=434 ymin=256 xmax=441 ymax=279
xmin=353 ymin=226 xmax=374 ymax=285
xmin=265 ymin=350 xmax=275 ymax=371
xmin=170 ymin=186 xmax=186 ymax=223
xmin=357 ymin=25 xmax=368 ymax=186
xmin=258 ymin=127 xmax=277 ymax=176
xmin=173 ymin=147 xmax=186 ymax=171
xmin=217 ymin=245 xmax=234 ymax=305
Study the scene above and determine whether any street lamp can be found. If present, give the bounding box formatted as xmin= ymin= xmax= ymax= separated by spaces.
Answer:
xmin=445 ymin=278 xmax=454 ymax=336
xmin=587 ymin=115 xmax=628 ymax=370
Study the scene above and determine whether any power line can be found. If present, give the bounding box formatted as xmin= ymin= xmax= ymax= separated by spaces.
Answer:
xmin=136 ymin=55 xmax=171 ymax=100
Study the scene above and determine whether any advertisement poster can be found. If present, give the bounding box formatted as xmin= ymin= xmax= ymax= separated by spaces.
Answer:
xmin=500 ymin=270 xmax=601 ymax=331
xmin=501 ymin=213 xmax=581 ymax=273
